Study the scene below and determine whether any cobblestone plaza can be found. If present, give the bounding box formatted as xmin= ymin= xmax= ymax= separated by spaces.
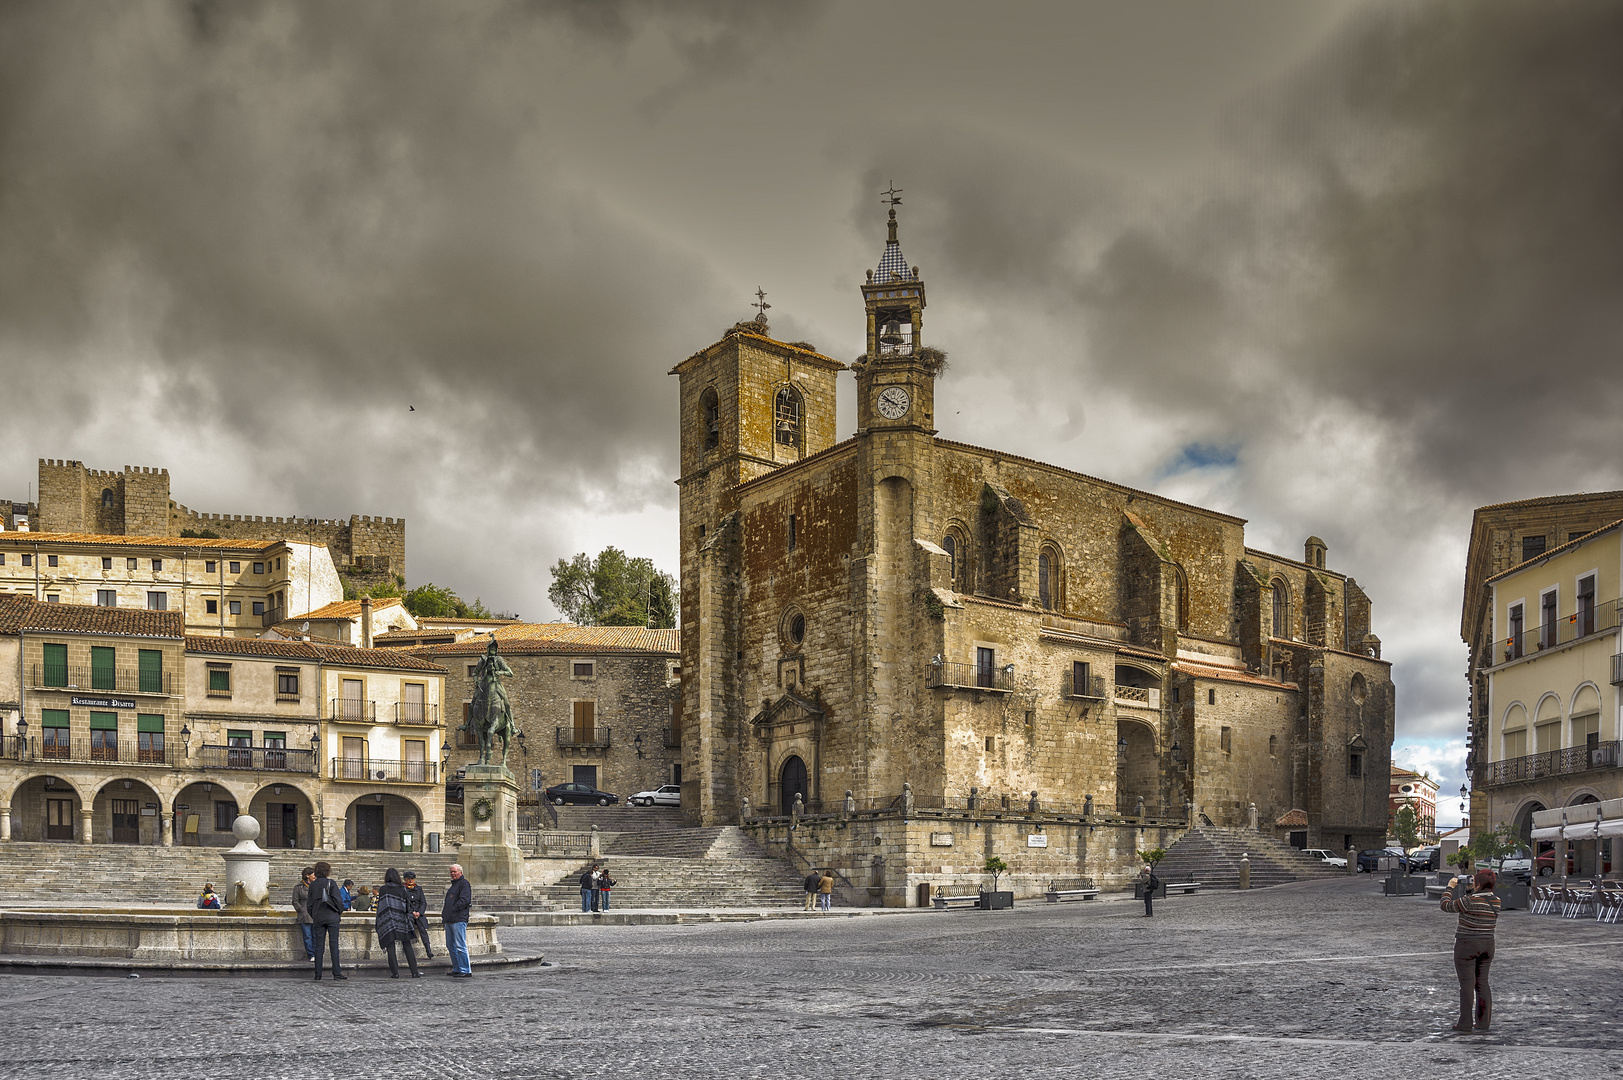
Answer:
xmin=2 ymin=878 xmax=1619 ymax=1078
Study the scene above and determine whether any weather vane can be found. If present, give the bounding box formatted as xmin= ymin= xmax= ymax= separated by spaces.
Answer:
xmin=881 ymin=182 xmax=903 ymax=207
xmin=752 ymin=286 xmax=771 ymax=321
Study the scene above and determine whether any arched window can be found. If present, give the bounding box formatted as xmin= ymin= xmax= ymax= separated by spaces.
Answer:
xmin=700 ymin=388 xmax=720 ymax=451
xmin=1173 ymin=564 xmax=1190 ymax=631
xmin=1037 ymin=543 xmax=1064 ymax=611
xmin=774 ymin=386 xmax=802 ymax=449
xmin=942 ymin=524 xmax=970 ymax=592
xmin=1271 ymin=579 xmax=1291 ymax=640
xmin=101 ymin=488 xmax=114 ymax=509
xmin=942 ymin=534 xmax=957 ymax=587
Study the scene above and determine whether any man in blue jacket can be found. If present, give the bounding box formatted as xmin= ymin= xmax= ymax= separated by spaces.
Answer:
xmin=441 ymin=863 xmax=473 ymax=977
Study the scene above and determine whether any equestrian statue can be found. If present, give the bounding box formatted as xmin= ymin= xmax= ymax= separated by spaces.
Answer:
xmin=465 ymin=636 xmax=521 ymax=767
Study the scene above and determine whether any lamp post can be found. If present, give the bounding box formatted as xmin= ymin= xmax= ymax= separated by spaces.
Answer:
xmin=634 ymin=732 xmax=644 ymax=760
xmin=15 ymin=716 xmax=26 ymax=760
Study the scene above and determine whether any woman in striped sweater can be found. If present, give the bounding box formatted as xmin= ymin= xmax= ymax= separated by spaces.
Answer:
xmin=1441 ymin=869 xmax=1501 ymax=1032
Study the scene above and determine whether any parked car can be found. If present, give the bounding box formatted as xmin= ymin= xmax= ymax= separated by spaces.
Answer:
xmin=543 ymin=783 xmax=619 ymax=806
xmin=1357 ymin=846 xmax=1410 ymax=873
xmin=1302 ymin=848 xmax=1348 ymax=868
xmin=629 ymin=784 xmax=681 ymax=807
xmin=1409 ymin=845 xmax=1441 ymax=872
xmin=1476 ymin=848 xmax=1531 ymax=880
xmin=1533 ymin=850 xmax=1572 ymax=877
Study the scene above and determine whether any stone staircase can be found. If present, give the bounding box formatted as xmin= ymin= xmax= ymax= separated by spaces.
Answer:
xmin=0 ymin=842 xmax=461 ymax=906
xmin=1156 ymin=826 xmax=1350 ymax=890
xmin=551 ymin=806 xmax=687 ymax=832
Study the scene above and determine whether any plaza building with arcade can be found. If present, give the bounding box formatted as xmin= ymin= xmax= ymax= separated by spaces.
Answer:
xmin=673 ymin=207 xmax=1395 ymax=901
xmin=0 ymin=596 xmax=448 ymax=853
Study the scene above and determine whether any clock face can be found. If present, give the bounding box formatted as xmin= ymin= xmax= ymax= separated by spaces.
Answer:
xmin=876 ymin=385 xmax=911 ymax=420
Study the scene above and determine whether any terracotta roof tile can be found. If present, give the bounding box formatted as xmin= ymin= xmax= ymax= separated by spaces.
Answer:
xmin=0 ymin=531 xmax=287 ymax=551
xmin=19 ymin=602 xmax=185 ymax=639
xmin=292 ymin=598 xmax=406 ymax=621
xmin=1275 ymin=809 xmax=1309 ymax=828
xmin=411 ymin=623 xmax=679 ymax=657
xmin=0 ymin=595 xmax=37 ymax=634
xmin=186 ymin=636 xmax=321 ymax=660
xmin=308 ymin=644 xmax=446 ymax=672
xmin=1172 ymin=659 xmax=1295 ymax=691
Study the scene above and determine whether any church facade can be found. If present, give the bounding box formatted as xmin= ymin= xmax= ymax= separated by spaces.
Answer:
xmin=673 ymin=210 xmax=1394 ymax=900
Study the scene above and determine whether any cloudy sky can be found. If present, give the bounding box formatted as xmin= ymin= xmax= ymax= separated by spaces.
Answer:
xmin=4 ymin=1 xmax=1621 ymax=824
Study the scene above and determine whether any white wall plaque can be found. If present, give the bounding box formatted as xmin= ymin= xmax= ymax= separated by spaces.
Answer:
xmin=930 ymin=832 xmax=954 ymax=847
xmin=1027 ymin=834 xmax=1048 ymax=848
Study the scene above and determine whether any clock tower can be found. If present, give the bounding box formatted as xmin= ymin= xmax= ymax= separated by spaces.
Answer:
xmin=855 ymin=205 xmax=938 ymax=435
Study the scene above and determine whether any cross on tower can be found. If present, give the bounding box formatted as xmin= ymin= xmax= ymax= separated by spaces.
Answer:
xmin=752 ymin=286 xmax=771 ymax=321
xmin=880 ymin=182 xmax=903 ymax=206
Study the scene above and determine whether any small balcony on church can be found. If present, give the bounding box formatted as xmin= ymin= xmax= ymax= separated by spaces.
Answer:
xmin=926 ymin=658 xmax=1013 ymax=694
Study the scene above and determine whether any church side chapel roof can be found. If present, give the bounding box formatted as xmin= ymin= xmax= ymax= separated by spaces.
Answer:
xmin=1171 ymin=658 xmax=1296 ymax=691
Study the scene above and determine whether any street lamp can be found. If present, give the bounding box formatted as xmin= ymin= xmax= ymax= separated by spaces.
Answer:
xmin=1117 ymin=735 xmax=1127 ymax=761
xmin=179 ymin=724 xmax=191 ymax=758
xmin=516 ymin=730 xmax=527 ymax=756
xmin=634 ymin=732 xmax=644 ymax=760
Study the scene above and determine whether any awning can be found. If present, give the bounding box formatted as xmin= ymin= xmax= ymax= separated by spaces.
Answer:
xmin=1599 ymin=820 xmax=1623 ymax=838
xmin=1531 ymin=825 xmax=1564 ymax=841
xmin=1562 ymin=822 xmax=1602 ymax=842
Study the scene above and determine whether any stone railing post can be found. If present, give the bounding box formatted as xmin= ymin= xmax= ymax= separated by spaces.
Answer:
xmin=968 ymin=787 xmax=978 ymax=813
xmin=1248 ymin=803 xmax=1258 ymax=832
xmin=589 ymin=824 xmax=600 ymax=858
xmin=791 ymin=792 xmax=803 ymax=826
xmin=843 ymin=790 xmax=855 ymax=816
xmin=1239 ymin=855 xmax=1251 ymax=890
xmin=740 ymin=796 xmax=751 ymax=826
xmin=1135 ymin=795 xmax=1145 ymax=819
xmin=1083 ymin=793 xmax=1093 ymax=818
xmin=901 ymin=782 xmax=914 ymax=818
xmin=1346 ymin=846 xmax=1358 ymax=875
xmin=1028 ymin=791 xmax=1040 ymax=814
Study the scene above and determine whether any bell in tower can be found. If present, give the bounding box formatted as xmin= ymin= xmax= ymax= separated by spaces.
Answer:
xmin=862 ymin=186 xmax=927 ymax=359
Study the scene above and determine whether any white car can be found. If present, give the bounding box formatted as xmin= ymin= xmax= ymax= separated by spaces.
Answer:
xmin=629 ymin=784 xmax=681 ymax=807
xmin=1302 ymin=848 xmax=1348 ymax=868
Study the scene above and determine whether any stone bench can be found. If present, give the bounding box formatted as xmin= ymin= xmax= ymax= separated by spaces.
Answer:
xmin=1044 ymin=888 xmax=1100 ymax=903
xmin=932 ymin=893 xmax=981 ymax=910
xmin=1166 ymin=882 xmax=1202 ymax=894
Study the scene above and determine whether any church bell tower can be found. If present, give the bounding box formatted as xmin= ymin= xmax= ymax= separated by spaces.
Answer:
xmin=856 ymin=193 xmax=936 ymax=435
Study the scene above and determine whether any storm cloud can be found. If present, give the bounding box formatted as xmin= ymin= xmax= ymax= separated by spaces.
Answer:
xmin=2 ymin=1 xmax=1619 ymax=820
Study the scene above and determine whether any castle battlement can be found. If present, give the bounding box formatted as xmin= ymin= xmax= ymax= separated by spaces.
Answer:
xmin=27 ymin=459 xmax=404 ymax=574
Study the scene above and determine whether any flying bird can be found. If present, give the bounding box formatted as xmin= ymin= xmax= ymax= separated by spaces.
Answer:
xmin=408 ymin=405 xmax=415 ymax=411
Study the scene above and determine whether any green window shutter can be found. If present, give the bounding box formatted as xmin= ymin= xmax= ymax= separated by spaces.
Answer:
xmin=41 ymin=709 xmax=69 ymax=728
xmin=90 ymin=646 xmax=116 ymax=690
xmin=263 ymin=731 xmax=286 ymax=741
xmin=208 ymin=669 xmax=230 ymax=692
xmin=137 ymin=715 xmax=164 ymax=733
xmin=89 ymin=712 xmax=118 ymax=731
xmin=227 ymin=729 xmax=253 ymax=742
xmin=42 ymin=643 xmax=67 ymax=687
xmin=138 ymin=649 xmax=163 ymax=694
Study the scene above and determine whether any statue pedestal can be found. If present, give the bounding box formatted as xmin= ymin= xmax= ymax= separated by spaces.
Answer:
xmin=460 ymin=764 xmax=524 ymax=886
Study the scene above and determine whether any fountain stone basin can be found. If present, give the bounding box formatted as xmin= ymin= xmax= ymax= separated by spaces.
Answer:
xmin=0 ymin=909 xmax=502 ymax=964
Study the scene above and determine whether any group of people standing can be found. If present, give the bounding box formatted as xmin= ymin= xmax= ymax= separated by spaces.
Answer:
xmin=291 ymin=861 xmax=475 ymax=979
xmin=578 ymin=864 xmax=615 ymax=912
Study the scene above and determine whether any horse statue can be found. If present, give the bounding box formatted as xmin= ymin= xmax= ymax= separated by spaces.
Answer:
xmin=465 ymin=637 xmax=520 ymax=767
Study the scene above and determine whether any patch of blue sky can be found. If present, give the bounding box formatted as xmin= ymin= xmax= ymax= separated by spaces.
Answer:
xmin=1155 ymin=442 xmax=1239 ymax=481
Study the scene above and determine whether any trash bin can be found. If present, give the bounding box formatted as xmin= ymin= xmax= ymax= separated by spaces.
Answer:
xmin=427 ymin=831 xmax=440 ymax=853
xmin=399 ymin=830 xmax=414 ymax=852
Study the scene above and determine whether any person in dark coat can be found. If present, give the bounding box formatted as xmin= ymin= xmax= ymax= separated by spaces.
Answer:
xmin=402 ymin=870 xmax=433 ymax=958
xmin=803 ymin=869 xmax=821 ymax=911
xmin=309 ymin=860 xmax=348 ymax=980
xmin=292 ymin=866 xmax=315 ymax=961
xmin=441 ymin=863 xmax=473 ymax=977
xmin=579 ymin=866 xmax=595 ymax=913
xmin=374 ymin=868 xmax=421 ymax=978
xmin=1142 ymin=865 xmax=1160 ymax=918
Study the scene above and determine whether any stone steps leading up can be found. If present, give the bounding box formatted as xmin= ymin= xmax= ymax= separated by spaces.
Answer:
xmin=1156 ymin=826 xmax=1343 ymax=889
xmin=550 ymin=806 xmax=688 ymax=832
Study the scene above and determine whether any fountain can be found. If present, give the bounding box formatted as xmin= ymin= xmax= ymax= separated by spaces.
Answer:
xmin=0 ymin=819 xmax=534 ymax=974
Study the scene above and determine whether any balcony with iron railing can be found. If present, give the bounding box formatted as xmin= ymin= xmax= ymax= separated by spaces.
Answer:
xmin=1613 ymin=653 xmax=1623 ymax=686
xmin=1068 ymin=672 xmax=1107 ymax=700
xmin=198 ymin=745 xmax=316 ymax=773
xmin=1476 ymin=740 xmax=1622 ymax=787
xmin=328 ymin=698 xmax=376 ymax=723
xmin=261 ymin=605 xmax=285 ymax=628
xmin=29 ymin=664 xmax=173 ymax=695
xmin=22 ymin=737 xmax=172 ymax=766
xmin=1496 ymin=598 xmax=1621 ymax=663
xmin=330 ymin=757 xmax=437 ymax=784
xmin=556 ymin=727 xmax=612 ymax=749
xmin=392 ymin=701 xmax=439 ymax=726
xmin=926 ymin=661 xmax=1015 ymax=693
xmin=663 ymin=725 xmax=680 ymax=748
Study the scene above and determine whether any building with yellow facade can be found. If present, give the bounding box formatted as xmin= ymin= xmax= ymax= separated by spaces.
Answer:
xmin=1475 ymin=518 xmax=1620 ymax=876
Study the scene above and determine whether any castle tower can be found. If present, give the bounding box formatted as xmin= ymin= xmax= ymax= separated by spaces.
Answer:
xmin=670 ymin=310 xmax=846 ymax=822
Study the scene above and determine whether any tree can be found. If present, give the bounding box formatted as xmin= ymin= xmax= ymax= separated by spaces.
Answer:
xmin=983 ymin=856 xmax=1009 ymax=892
xmin=1393 ymin=804 xmax=1421 ymax=850
xmin=1138 ymin=848 xmax=1168 ymax=866
xmin=402 ymin=583 xmax=492 ymax=620
xmin=548 ymin=547 xmax=676 ymax=628
xmin=1469 ymin=823 xmax=1521 ymax=873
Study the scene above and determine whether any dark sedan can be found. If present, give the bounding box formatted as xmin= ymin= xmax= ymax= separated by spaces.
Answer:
xmin=543 ymin=782 xmax=619 ymax=806
xmin=1356 ymin=847 xmax=1409 ymax=873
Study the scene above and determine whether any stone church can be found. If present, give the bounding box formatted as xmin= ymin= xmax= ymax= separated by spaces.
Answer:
xmin=673 ymin=208 xmax=1394 ymax=893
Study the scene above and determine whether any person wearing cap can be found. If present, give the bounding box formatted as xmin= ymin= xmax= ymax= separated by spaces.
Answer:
xmin=402 ymin=870 xmax=433 ymax=958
